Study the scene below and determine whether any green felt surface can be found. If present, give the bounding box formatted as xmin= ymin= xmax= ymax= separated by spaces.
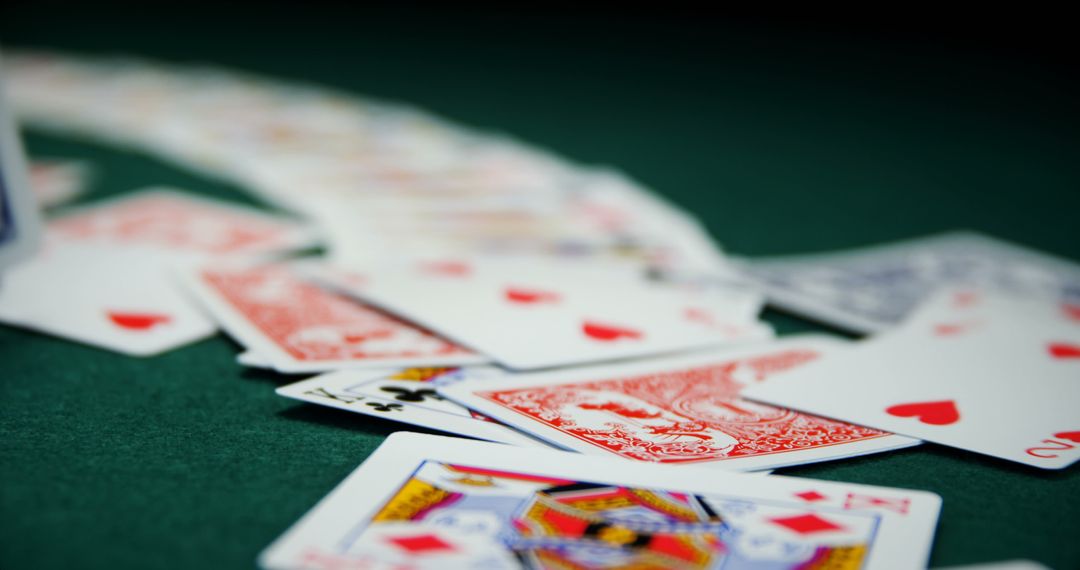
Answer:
xmin=2 ymin=7 xmax=1079 ymax=570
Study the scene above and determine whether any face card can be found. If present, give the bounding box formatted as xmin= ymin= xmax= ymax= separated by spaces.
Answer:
xmin=185 ymin=263 xmax=487 ymax=372
xmin=259 ymin=432 xmax=941 ymax=570
xmin=0 ymin=57 xmax=43 ymax=270
xmin=741 ymin=231 xmax=1080 ymax=333
xmin=276 ymin=366 xmax=544 ymax=446
xmin=743 ymin=289 xmax=1080 ymax=469
xmin=439 ymin=336 xmax=918 ymax=471
xmin=308 ymin=258 xmax=773 ymax=371
xmin=0 ymin=238 xmax=215 ymax=355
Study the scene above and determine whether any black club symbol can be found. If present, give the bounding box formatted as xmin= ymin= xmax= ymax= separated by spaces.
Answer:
xmin=366 ymin=402 xmax=404 ymax=412
xmin=380 ymin=387 xmax=443 ymax=403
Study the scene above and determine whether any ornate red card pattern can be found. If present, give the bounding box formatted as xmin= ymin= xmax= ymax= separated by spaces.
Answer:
xmin=202 ymin=267 xmax=471 ymax=361
xmin=481 ymin=350 xmax=888 ymax=463
xmin=52 ymin=194 xmax=292 ymax=254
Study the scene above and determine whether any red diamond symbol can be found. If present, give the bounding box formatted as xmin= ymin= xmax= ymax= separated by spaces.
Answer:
xmin=768 ymin=513 xmax=845 ymax=535
xmin=794 ymin=490 xmax=827 ymax=502
xmin=386 ymin=533 xmax=457 ymax=554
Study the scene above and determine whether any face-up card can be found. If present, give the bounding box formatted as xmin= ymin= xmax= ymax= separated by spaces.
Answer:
xmin=440 ymin=336 xmax=918 ymax=471
xmin=276 ymin=366 xmax=544 ymax=446
xmin=743 ymin=289 xmax=1080 ymax=469
xmin=741 ymin=231 xmax=1080 ymax=333
xmin=185 ymin=263 xmax=486 ymax=372
xmin=0 ymin=189 xmax=311 ymax=356
xmin=259 ymin=432 xmax=941 ymax=570
xmin=49 ymin=187 xmax=312 ymax=258
xmin=0 ymin=238 xmax=215 ymax=355
xmin=308 ymin=258 xmax=772 ymax=370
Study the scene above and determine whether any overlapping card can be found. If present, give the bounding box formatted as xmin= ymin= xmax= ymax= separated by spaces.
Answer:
xmin=744 ymin=288 xmax=1080 ymax=469
xmin=741 ymin=231 xmax=1080 ymax=333
xmin=5 ymin=50 xmax=1079 ymax=570
xmin=0 ymin=188 xmax=310 ymax=355
xmin=259 ymin=432 xmax=942 ymax=570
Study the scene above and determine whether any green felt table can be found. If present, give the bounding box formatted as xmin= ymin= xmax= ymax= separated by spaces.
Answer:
xmin=2 ymin=7 xmax=1078 ymax=570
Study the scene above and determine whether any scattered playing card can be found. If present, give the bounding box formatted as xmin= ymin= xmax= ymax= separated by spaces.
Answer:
xmin=259 ymin=432 xmax=942 ymax=570
xmin=276 ymin=366 xmax=544 ymax=446
xmin=741 ymin=231 xmax=1080 ymax=333
xmin=0 ymin=189 xmax=312 ymax=355
xmin=743 ymin=288 xmax=1080 ymax=469
xmin=48 ymin=187 xmax=313 ymax=258
xmin=28 ymin=158 xmax=92 ymax=208
xmin=0 ymin=238 xmax=216 ymax=355
xmin=236 ymin=350 xmax=273 ymax=369
xmin=440 ymin=335 xmax=919 ymax=471
xmin=185 ymin=263 xmax=487 ymax=372
xmin=309 ymin=257 xmax=773 ymax=370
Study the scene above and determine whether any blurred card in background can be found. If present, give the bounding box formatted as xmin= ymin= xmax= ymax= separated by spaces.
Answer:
xmin=0 ymin=54 xmax=42 ymax=271
xmin=0 ymin=188 xmax=312 ymax=355
xmin=741 ymin=232 xmax=1080 ymax=333
xmin=29 ymin=158 xmax=92 ymax=208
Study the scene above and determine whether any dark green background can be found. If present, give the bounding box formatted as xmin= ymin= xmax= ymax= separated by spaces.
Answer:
xmin=2 ymin=6 xmax=1078 ymax=569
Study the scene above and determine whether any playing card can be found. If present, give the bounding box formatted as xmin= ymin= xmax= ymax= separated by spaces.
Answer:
xmin=0 ymin=189 xmax=312 ymax=355
xmin=276 ymin=366 xmax=545 ymax=446
xmin=48 ymin=187 xmax=312 ymax=258
xmin=237 ymin=350 xmax=272 ymax=369
xmin=309 ymin=257 xmax=772 ymax=370
xmin=0 ymin=56 xmax=42 ymax=270
xmin=740 ymin=231 xmax=1080 ymax=333
xmin=743 ymin=288 xmax=1080 ymax=469
xmin=184 ymin=263 xmax=486 ymax=372
xmin=259 ymin=432 xmax=941 ymax=570
xmin=440 ymin=335 xmax=919 ymax=471
xmin=0 ymin=238 xmax=215 ymax=355
xmin=28 ymin=159 xmax=92 ymax=208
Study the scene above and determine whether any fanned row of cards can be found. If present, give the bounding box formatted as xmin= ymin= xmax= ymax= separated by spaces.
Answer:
xmin=3 ymin=51 xmax=1079 ymax=570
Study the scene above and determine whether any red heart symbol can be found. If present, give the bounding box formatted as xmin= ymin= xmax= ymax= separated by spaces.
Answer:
xmin=933 ymin=323 xmax=969 ymax=336
xmin=1063 ymin=304 xmax=1080 ymax=322
xmin=952 ymin=290 xmax=980 ymax=308
xmin=421 ymin=260 xmax=470 ymax=277
xmin=582 ymin=321 xmax=643 ymax=342
xmin=1048 ymin=342 xmax=1080 ymax=359
xmin=1053 ymin=431 xmax=1080 ymax=443
xmin=107 ymin=311 xmax=172 ymax=331
xmin=504 ymin=287 xmax=560 ymax=304
xmin=885 ymin=400 xmax=960 ymax=426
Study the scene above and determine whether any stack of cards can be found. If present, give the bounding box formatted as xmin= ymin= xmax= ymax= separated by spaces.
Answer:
xmin=4 ymin=50 xmax=1078 ymax=568
xmin=3 ymin=51 xmax=728 ymax=274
